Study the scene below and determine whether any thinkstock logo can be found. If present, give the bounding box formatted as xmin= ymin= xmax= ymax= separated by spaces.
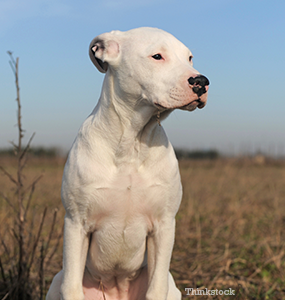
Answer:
xmin=185 ymin=287 xmax=235 ymax=296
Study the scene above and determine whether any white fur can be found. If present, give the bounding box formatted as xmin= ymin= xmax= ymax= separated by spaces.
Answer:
xmin=46 ymin=27 xmax=208 ymax=300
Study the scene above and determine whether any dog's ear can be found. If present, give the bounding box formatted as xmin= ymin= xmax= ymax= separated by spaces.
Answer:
xmin=89 ymin=33 xmax=120 ymax=73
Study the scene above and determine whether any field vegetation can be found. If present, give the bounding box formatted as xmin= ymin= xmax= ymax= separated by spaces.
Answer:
xmin=173 ymin=157 xmax=285 ymax=299
xmin=0 ymin=155 xmax=284 ymax=299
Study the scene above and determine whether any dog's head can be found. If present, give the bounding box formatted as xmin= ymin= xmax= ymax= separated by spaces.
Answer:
xmin=89 ymin=27 xmax=209 ymax=112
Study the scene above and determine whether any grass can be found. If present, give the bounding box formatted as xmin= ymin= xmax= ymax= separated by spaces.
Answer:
xmin=173 ymin=158 xmax=285 ymax=299
xmin=0 ymin=156 xmax=65 ymax=299
xmin=0 ymin=156 xmax=284 ymax=299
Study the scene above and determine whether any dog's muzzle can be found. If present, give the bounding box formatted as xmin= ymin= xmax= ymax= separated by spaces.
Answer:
xmin=188 ymin=75 xmax=210 ymax=97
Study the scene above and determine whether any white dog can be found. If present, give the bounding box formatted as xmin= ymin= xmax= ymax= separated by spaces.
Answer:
xmin=46 ymin=27 xmax=209 ymax=300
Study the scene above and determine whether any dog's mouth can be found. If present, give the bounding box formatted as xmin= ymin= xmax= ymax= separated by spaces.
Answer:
xmin=154 ymin=103 xmax=168 ymax=110
xmin=180 ymin=99 xmax=206 ymax=111
xmin=154 ymin=99 xmax=205 ymax=112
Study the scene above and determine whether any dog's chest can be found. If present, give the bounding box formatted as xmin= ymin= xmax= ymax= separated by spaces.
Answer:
xmin=84 ymin=167 xmax=175 ymax=275
xmin=85 ymin=166 xmax=171 ymax=229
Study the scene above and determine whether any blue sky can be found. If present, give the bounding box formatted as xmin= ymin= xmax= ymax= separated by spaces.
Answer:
xmin=1 ymin=0 xmax=285 ymax=156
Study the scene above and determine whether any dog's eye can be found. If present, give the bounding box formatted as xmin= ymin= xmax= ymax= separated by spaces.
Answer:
xmin=189 ymin=56 xmax=193 ymax=62
xmin=152 ymin=54 xmax=163 ymax=60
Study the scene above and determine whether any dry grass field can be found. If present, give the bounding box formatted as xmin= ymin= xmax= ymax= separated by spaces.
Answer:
xmin=0 ymin=156 xmax=285 ymax=299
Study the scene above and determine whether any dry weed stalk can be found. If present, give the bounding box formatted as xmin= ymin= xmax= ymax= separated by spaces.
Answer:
xmin=0 ymin=52 xmax=62 ymax=300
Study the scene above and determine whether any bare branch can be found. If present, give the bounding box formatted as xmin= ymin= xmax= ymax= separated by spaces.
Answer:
xmin=27 ymin=207 xmax=36 ymax=252
xmin=0 ymin=256 xmax=8 ymax=288
xmin=23 ymin=174 xmax=43 ymax=196
xmin=45 ymin=224 xmax=63 ymax=267
xmin=0 ymin=166 xmax=17 ymax=185
xmin=27 ymin=207 xmax=47 ymax=275
xmin=2 ymin=51 xmax=61 ymax=299
xmin=39 ymin=242 xmax=45 ymax=300
xmin=7 ymin=51 xmax=16 ymax=67
xmin=8 ymin=269 xmax=13 ymax=285
xmin=1 ymin=292 xmax=10 ymax=300
xmin=8 ymin=60 xmax=16 ymax=75
xmin=0 ymin=239 xmax=12 ymax=263
xmin=24 ymin=174 xmax=43 ymax=220
xmin=0 ymin=192 xmax=18 ymax=214
xmin=9 ymin=141 xmax=18 ymax=155
xmin=10 ymin=228 xmax=20 ymax=243
xmin=42 ymin=208 xmax=58 ymax=259
xmin=20 ymin=132 xmax=35 ymax=161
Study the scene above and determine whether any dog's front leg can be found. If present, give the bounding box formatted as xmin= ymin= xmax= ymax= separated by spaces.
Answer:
xmin=146 ymin=218 xmax=177 ymax=300
xmin=60 ymin=216 xmax=89 ymax=300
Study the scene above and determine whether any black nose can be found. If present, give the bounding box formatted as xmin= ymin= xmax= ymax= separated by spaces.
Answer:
xmin=188 ymin=75 xmax=210 ymax=97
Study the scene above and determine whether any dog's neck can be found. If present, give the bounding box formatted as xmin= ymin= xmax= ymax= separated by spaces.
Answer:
xmin=89 ymin=73 xmax=170 ymax=166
